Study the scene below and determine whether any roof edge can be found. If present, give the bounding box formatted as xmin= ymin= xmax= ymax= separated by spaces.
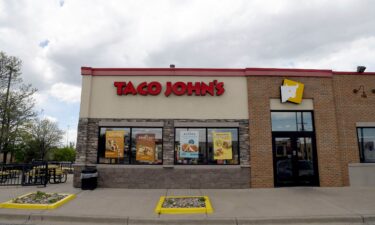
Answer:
xmin=81 ymin=66 xmax=375 ymax=77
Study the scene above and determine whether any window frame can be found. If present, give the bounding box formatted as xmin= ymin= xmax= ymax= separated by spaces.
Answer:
xmin=173 ymin=127 xmax=240 ymax=165
xmin=271 ymin=110 xmax=315 ymax=133
xmin=356 ymin=127 xmax=375 ymax=163
xmin=97 ymin=126 xmax=164 ymax=165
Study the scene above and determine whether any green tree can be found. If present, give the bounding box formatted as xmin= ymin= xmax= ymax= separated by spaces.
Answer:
xmin=27 ymin=119 xmax=64 ymax=160
xmin=51 ymin=147 xmax=76 ymax=162
xmin=0 ymin=51 xmax=37 ymax=163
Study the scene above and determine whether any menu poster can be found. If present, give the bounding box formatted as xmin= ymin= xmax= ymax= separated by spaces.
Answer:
xmin=179 ymin=131 xmax=199 ymax=159
xmin=105 ymin=130 xmax=125 ymax=158
xmin=136 ymin=134 xmax=156 ymax=162
xmin=213 ymin=132 xmax=233 ymax=160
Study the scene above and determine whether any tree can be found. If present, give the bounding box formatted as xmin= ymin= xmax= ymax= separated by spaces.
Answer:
xmin=0 ymin=51 xmax=37 ymax=163
xmin=51 ymin=147 xmax=76 ymax=162
xmin=27 ymin=119 xmax=64 ymax=160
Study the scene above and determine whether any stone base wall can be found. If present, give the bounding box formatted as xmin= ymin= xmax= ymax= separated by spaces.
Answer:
xmin=73 ymin=164 xmax=250 ymax=189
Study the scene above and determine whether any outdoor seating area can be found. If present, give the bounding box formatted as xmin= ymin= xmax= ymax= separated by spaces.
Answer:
xmin=0 ymin=161 xmax=73 ymax=186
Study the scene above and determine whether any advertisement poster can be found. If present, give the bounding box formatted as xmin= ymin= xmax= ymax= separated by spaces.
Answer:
xmin=213 ymin=132 xmax=233 ymax=160
xmin=179 ymin=131 xmax=199 ymax=158
xmin=105 ymin=130 xmax=125 ymax=158
xmin=136 ymin=134 xmax=156 ymax=162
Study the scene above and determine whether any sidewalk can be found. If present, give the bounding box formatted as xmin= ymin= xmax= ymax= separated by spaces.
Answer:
xmin=0 ymin=175 xmax=374 ymax=225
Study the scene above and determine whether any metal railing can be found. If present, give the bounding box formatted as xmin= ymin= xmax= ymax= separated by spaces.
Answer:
xmin=0 ymin=161 xmax=48 ymax=186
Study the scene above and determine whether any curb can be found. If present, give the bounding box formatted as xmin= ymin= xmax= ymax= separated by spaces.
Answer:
xmin=236 ymin=215 xmax=364 ymax=224
xmin=0 ymin=212 xmax=370 ymax=224
xmin=363 ymin=214 xmax=375 ymax=223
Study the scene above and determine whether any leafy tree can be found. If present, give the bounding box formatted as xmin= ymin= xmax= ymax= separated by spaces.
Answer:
xmin=0 ymin=51 xmax=37 ymax=163
xmin=51 ymin=147 xmax=76 ymax=162
xmin=27 ymin=119 xmax=64 ymax=160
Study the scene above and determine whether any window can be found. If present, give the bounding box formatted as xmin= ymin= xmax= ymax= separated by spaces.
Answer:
xmin=271 ymin=111 xmax=314 ymax=132
xmin=98 ymin=127 xmax=163 ymax=164
xmin=175 ymin=128 xmax=239 ymax=165
xmin=357 ymin=127 xmax=375 ymax=163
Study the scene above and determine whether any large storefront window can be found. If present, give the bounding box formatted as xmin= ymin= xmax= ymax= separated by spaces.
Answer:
xmin=357 ymin=127 xmax=375 ymax=163
xmin=98 ymin=127 xmax=163 ymax=164
xmin=271 ymin=111 xmax=314 ymax=132
xmin=175 ymin=128 xmax=239 ymax=165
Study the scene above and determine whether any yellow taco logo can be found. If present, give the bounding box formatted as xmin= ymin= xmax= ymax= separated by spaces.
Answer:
xmin=280 ymin=79 xmax=304 ymax=104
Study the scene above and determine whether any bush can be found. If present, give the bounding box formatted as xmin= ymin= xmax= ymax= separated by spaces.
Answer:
xmin=51 ymin=147 xmax=76 ymax=162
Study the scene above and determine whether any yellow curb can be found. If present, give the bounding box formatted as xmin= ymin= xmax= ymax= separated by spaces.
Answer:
xmin=0 ymin=192 xmax=76 ymax=210
xmin=155 ymin=196 xmax=213 ymax=214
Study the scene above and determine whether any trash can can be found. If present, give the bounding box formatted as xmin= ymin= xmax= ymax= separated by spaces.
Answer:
xmin=81 ymin=167 xmax=98 ymax=190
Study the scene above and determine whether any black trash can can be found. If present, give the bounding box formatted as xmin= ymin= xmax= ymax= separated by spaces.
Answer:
xmin=81 ymin=167 xmax=98 ymax=190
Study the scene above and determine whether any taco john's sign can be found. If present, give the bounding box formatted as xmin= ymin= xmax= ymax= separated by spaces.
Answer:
xmin=114 ymin=80 xmax=225 ymax=97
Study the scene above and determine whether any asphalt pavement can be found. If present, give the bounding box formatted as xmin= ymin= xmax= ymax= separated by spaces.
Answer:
xmin=0 ymin=175 xmax=374 ymax=225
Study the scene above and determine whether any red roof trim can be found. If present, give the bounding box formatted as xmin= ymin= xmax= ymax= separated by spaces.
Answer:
xmin=246 ymin=67 xmax=332 ymax=73
xmin=333 ymin=71 xmax=375 ymax=75
xmin=81 ymin=67 xmax=375 ymax=77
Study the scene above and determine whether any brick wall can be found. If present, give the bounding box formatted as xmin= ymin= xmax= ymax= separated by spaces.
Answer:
xmin=333 ymin=75 xmax=375 ymax=185
xmin=248 ymin=76 xmax=343 ymax=188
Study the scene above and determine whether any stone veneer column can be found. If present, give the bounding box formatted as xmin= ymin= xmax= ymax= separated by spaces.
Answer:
xmin=163 ymin=119 xmax=174 ymax=165
xmin=75 ymin=118 xmax=88 ymax=164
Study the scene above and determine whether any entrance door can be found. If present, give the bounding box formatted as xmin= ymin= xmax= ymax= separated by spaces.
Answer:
xmin=273 ymin=135 xmax=319 ymax=187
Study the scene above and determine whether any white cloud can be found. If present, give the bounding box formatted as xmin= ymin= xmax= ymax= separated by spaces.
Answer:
xmin=49 ymin=83 xmax=81 ymax=103
xmin=62 ymin=128 xmax=77 ymax=146
xmin=43 ymin=115 xmax=58 ymax=123
xmin=33 ymin=92 xmax=49 ymax=108
xmin=1 ymin=0 xmax=375 ymax=151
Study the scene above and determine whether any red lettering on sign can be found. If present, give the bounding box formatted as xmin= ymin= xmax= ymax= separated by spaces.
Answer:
xmin=187 ymin=82 xmax=201 ymax=96
xmin=123 ymin=81 xmax=137 ymax=95
xmin=201 ymin=82 xmax=214 ymax=96
xmin=114 ymin=82 xmax=126 ymax=95
xmin=137 ymin=82 xmax=148 ymax=96
xmin=148 ymin=82 xmax=162 ymax=95
xmin=164 ymin=82 xmax=172 ymax=97
xmin=172 ymin=82 xmax=186 ymax=96
xmin=114 ymin=81 xmax=225 ymax=96
xmin=215 ymin=81 xmax=225 ymax=96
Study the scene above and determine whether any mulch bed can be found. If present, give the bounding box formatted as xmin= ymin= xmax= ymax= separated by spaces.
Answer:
xmin=12 ymin=191 xmax=68 ymax=204
xmin=162 ymin=197 xmax=206 ymax=208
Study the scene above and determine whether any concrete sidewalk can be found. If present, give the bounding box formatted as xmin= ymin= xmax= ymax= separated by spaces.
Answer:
xmin=0 ymin=175 xmax=375 ymax=225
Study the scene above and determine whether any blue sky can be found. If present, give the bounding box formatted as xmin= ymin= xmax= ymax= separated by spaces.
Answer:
xmin=1 ymin=0 xmax=375 ymax=145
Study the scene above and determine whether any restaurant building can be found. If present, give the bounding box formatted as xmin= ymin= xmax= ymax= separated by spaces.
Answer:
xmin=74 ymin=66 xmax=375 ymax=188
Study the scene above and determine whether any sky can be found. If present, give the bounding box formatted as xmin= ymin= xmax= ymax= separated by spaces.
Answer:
xmin=0 ymin=0 xmax=375 ymax=145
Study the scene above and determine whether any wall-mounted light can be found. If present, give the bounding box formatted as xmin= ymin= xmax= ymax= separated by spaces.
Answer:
xmin=357 ymin=66 xmax=366 ymax=73
xmin=353 ymin=85 xmax=367 ymax=98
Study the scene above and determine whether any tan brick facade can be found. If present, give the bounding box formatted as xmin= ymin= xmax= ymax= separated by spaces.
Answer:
xmin=249 ymin=74 xmax=375 ymax=188
xmin=333 ymin=75 xmax=375 ymax=186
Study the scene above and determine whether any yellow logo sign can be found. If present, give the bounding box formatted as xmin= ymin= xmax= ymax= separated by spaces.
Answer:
xmin=280 ymin=79 xmax=304 ymax=104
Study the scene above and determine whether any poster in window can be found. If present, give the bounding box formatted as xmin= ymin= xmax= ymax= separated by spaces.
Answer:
xmin=105 ymin=130 xmax=125 ymax=158
xmin=179 ymin=131 xmax=199 ymax=158
xmin=213 ymin=132 xmax=233 ymax=160
xmin=136 ymin=134 xmax=156 ymax=162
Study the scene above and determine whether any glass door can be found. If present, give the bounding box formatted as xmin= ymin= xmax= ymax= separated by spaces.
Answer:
xmin=274 ymin=137 xmax=294 ymax=186
xmin=273 ymin=135 xmax=319 ymax=187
